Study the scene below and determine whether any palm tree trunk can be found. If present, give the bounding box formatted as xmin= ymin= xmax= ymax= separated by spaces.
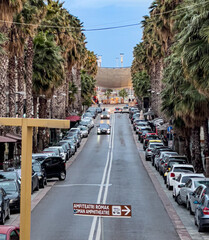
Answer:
xmin=191 ymin=126 xmax=203 ymax=173
xmin=25 ymin=36 xmax=33 ymax=118
xmin=203 ymin=119 xmax=209 ymax=156
xmin=33 ymin=96 xmax=38 ymax=152
xmin=17 ymin=56 xmax=25 ymax=118
xmin=38 ymin=97 xmax=47 ymax=150
xmin=7 ymin=56 xmax=16 ymax=134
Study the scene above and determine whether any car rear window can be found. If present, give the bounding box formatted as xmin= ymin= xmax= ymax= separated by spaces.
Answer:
xmin=174 ymin=167 xmax=194 ymax=172
xmin=195 ymin=181 xmax=209 ymax=188
xmin=182 ymin=176 xmax=202 ymax=184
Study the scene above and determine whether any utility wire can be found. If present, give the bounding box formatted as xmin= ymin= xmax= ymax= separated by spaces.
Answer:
xmin=0 ymin=0 xmax=208 ymax=31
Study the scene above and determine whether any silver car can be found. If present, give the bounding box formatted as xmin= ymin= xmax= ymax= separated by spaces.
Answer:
xmin=145 ymin=142 xmax=164 ymax=161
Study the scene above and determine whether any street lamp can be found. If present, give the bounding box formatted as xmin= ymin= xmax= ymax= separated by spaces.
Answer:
xmin=120 ymin=53 xmax=124 ymax=68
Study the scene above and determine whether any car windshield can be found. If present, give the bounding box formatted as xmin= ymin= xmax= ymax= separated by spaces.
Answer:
xmin=147 ymin=136 xmax=158 ymax=140
xmin=195 ymin=181 xmax=209 ymax=188
xmin=80 ymin=121 xmax=88 ymax=125
xmin=80 ymin=126 xmax=87 ymax=131
xmin=102 ymin=111 xmax=108 ymax=115
xmin=99 ymin=124 xmax=109 ymax=128
xmin=174 ymin=167 xmax=194 ymax=172
xmin=0 ymin=234 xmax=6 ymax=240
xmin=168 ymin=161 xmax=186 ymax=167
xmin=0 ymin=172 xmax=16 ymax=180
xmin=150 ymin=143 xmax=163 ymax=148
xmin=0 ymin=181 xmax=17 ymax=192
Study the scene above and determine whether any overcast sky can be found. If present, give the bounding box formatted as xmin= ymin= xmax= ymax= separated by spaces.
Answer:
xmin=63 ymin=0 xmax=153 ymax=67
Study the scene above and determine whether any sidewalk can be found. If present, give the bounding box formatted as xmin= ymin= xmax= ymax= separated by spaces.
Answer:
xmin=132 ymin=127 xmax=209 ymax=240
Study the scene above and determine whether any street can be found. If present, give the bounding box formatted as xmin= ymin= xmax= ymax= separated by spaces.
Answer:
xmin=30 ymin=112 xmax=180 ymax=240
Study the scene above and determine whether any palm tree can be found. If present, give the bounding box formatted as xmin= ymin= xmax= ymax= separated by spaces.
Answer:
xmin=32 ymin=31 xmax=64 ymax=148
xmin=119 ymin=89 xmax=128 ymax=103
xmin=104 ymin=89 xmax=113 ymax=104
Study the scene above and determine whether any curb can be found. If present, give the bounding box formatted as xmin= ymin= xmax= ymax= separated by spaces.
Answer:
xmin=132 ymin=129 xmax=192 ymax=240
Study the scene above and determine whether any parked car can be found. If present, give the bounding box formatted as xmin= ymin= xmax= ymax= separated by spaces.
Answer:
xmin=82 ymin=112 xmax=94 ymax=119
xmin=41 ymin=148 xmax=60 ymax=157
xmin=0 ymin=225 xmax=20 ymax=239
xmin=48 ymin=146 xmax=67 ymax=161
xmin=97 ymin=123 xmax=111 ymax=135
xmin=41 ymin=156 xmax=66 ymax=181
xmin=60 ymin=139 xmax=76 ymax=154
xmin=152 ymin=147 xmax=173 ymax=168
xmin=79 ymin=119 xmax=91 ymax=132
xmin=32 ymin=160 xmax=47 ymax=188
xmin=121 ymin=106 xmax=129 ymax=113
xmin=195 ymin=192 xmax=209 ymax=232
xmin=135 ymin=122 xmax=149 ymax=134
xmin=138 ymin=126 xmax=152 ymax=141
xmin=0 ymin=180 xmax=20 ymax=212
xmin=173 ymin=174 xmax=204 ymax=201
xmin=166 ymin=164 xmax=195 ymax=190
xmin=101 ymin=111 xmax=110 ymax=119
xmin=158 ymin=151 xmax=179 ymax=175
xmin=96 ymin=107 xmax=102 ymax=113
xmin=16 ymin=168 xmax=39 ymax=193
xmin=67 ymin=131 xmax=81 ymax=148
xmin=0 ymin=188 xmax=10 ymax=224
xmin=56 ymin=141 xmax=72 ymax=159
xmin=77 ymin=125 xmax=88 ymax=138
xmin=163 ymin=158 xmax=187 ymax=183
xmin=145 ymin=141 xmax=164 ymax=161
xmin=114 ymin=107 xmax=122 ymax=113
xmin=188 ymin=182 xmax=209 ymax=215
xmin=0 ymin=170 xmax=20 ymax=185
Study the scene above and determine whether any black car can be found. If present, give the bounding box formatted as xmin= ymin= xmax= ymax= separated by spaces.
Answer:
xmin=0 ymin=180 xmax=20 ymax=212
xmin=32 ymin=161 xmax=47 ymax=188
xmin=97 ymin=123 xmax=111 ymax=135
xmin=0 ymin=187 xmax=10 ymax=224
xmin=41 ymin=156 xmax=66 ymax=181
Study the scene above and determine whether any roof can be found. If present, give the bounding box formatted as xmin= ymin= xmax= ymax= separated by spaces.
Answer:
xmin=66 ymin=115 xmax=81 ymax=122
xmin=0 ymin=225 xmax=19 ymax=234
xmin=0 ymin=136 xmax=16 ymax=143
xmin=95 ymin=67 xmax=132 ymax=88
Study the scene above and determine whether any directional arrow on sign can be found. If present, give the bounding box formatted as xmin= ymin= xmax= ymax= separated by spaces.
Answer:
xmin=122 ymin=206 xmax=131 ymax=215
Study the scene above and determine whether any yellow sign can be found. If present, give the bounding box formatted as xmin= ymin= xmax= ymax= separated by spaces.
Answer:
xmin=0 ymin=118 xmax=70 ymax=240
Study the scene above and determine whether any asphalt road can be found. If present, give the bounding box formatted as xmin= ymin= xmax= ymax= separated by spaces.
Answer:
xmin=30 ymin=112 xmax=180 ymax=240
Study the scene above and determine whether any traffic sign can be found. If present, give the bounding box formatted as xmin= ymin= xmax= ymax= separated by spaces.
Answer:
xmin=73 ymin=203 xmax=132 ymax=218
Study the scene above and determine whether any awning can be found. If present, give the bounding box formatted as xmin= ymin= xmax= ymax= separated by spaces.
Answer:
xmin=0 ymin=136 xmax=17 ymax=143
xmin=157 ymin=123 xmax=170 ymax=131
xmin=6 ymin=133 xmax=21 ymax=141
xmin=144 ymin=111 xmax=154 ymax=116
xmin=66 ymin=116 xmax=81 ymax=122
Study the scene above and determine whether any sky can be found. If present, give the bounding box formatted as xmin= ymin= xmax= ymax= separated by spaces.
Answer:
xmin=63 ymin=0 xmax=154 ymax=68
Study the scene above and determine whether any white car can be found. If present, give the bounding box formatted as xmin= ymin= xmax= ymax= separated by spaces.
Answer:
xmin=172 ymin=173 xmax=204 ymax=199
xmin=166 ymin=164 xmax=195 ymax=190
xmin=145 ymin=142 xmax=164 ymax=161
xmin=122 ymin=106 xmax=129 ymax=113
xmin=78 ymin=126 xmax=88 ymax=138
xmin=48 ymin=146 xmax=66 ymax=161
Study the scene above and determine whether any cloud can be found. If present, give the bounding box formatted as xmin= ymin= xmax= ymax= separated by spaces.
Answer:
xmin=67 ymin=0 xmax=147 ymax=9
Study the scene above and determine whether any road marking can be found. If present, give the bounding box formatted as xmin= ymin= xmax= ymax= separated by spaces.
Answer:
xmin=88 ymin=114 xmax=115 ymax=240
xmin=95 ymin=114 xmax=115 ymax=240
xmin=54 ymin=184 xmax=112 ymax=187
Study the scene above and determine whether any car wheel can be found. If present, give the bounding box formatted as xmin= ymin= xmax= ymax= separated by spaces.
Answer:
xmin=59 ymin=171 xmax=66 ymax=181
xmin=6 ymin=208 xmax=10 ymax=220
xmin=145 ymin=156 xmax=148 ymax=161
xmin=168 ymin=183 xmax=172 ymax=190
xmin=176 ymin=194 xmax=183 ymax=205
xmin=44 ymin=178 xmax=47 ymax=186
xmin=194 ymin=215 xmax=197 ymax=226
xmin=35 ymin=182 xmax=39 ymax=191
xmin=198 ymin=219 xmax=203 ymax=232
xmin=40 ymin=179 xmax=45 ymax=188
xmin=164 ymin=178 xmax=167 ymax=185
xmin=1 ymin=212 xmax=5 ymax=224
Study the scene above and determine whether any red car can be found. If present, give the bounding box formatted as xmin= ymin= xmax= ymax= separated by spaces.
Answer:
xmin=0 ymin=225 xmax=19 ymax=240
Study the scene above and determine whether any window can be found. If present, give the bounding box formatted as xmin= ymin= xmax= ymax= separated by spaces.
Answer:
xmin=185 ymin=180 xmax=191 ymax=188
xmin=0 ymin=234 xmax=6 ymax=240
xmin=201 ymin=196 xmax=205 ymax=205
xmin=176 ymin=175 xmax=181 ymax=182
xmin=10 ymin=230 xmax=19 ymax=240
